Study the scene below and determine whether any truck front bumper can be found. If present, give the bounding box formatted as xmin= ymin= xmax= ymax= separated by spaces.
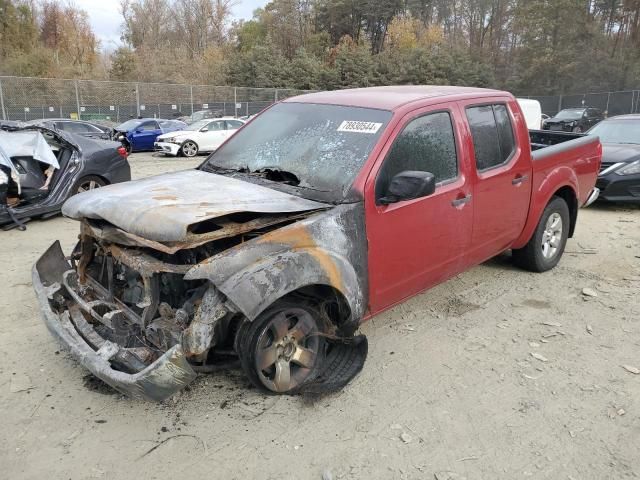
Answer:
xmin=33 ymin=241 xmax=197 ymax=402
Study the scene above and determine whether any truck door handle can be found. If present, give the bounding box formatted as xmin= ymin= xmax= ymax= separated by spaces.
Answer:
xmin=451 ymin=194 xmax=472 ymax=207
xmin=512 ymin=174 xmax=529 ymax=185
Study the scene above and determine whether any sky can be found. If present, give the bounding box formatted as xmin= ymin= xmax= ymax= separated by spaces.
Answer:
xmin=80 ymin=0 xmax=269 ymax=51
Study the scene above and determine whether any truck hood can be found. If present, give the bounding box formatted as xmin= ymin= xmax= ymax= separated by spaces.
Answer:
xmin=62 ymin=169 xmax=329 ymax=242
xmin=601 ymin=143 xmax=640 ymax=164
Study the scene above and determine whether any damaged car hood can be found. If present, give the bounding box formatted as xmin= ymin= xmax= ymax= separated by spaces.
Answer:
xmin=62 ymin=169 xmax=329 ymax=242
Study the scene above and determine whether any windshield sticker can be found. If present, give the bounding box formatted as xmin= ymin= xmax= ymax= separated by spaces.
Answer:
xmin=337 ymin=121 xmax=383 ymax=134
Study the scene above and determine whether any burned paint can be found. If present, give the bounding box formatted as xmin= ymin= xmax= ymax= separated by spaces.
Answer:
xmin=34 ymin=187 xmax=368 ymax=400
xmin=185 ymin=203 xmax=369 ymax=329
xmin=255 ymin=223 xmax=344 ymax=292
xmin=62 ymin=170 xmax=329 ymax=242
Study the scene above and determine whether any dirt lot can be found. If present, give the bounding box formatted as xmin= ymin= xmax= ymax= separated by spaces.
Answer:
xmin=1 ymin=152 xmax=639 ymax=480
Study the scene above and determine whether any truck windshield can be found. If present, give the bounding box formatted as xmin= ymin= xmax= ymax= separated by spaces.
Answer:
xmin=202 ymin=102 xmax=392 ymax=199
xmin=588 ymin=120 xmax=640 ymax=144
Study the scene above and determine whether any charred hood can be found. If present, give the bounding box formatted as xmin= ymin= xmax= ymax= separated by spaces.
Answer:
xmin=62 ymin=169 xmax=330 ymax=242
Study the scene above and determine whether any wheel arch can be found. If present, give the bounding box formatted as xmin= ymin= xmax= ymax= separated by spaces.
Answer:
xmin=512 ymin=178 xmax=578 ymax=250
xmin=553 ymin=185 xmax=578 ymax=237
xmin=186 ymin=248 xmax=364 ymax=335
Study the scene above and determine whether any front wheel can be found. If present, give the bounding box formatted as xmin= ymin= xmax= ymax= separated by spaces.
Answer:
xmin=180 ymin=141 xmax=198 ymax=157
xmin=235 ymin=301 xmax=325 ymax=394
xmin=512 ymin=196 xmax=570 ymax=272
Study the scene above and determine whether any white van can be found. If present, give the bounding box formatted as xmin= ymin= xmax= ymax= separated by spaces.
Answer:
xmin=517 ymin=98 xmax=543 ymax=130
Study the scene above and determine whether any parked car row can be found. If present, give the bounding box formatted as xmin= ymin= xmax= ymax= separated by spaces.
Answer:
xmin=154 ymin=117 xmax=245 ymax=157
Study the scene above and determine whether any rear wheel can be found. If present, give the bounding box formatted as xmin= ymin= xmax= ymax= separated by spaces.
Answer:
xmin=235 ymin=301 xmax=324 ymax=394
xmin=72 ymin=175 xmax=106 ymax=195
xmin=512 ymin=196 xmax=570 ymax=272
xmin=181 ymin=141 xmax=198 ymax=157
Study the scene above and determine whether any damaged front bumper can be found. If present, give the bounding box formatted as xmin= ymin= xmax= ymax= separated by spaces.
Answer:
xmin=33 ymin=241 xmax=197 ymax=402
xmin=153 ymin=141 xmax=181 ymax=156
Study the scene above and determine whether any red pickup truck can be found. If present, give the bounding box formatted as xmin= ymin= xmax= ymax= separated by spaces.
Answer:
xmin=33 ymin=86 xmax=601 ymax=401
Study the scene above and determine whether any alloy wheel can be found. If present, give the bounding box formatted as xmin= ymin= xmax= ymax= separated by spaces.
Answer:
xmin=541 ymin=212 xmax=563 ymax=259
xmin=182 ymin=141 xmax=198 ymax=157
xmin=254 ymin=307 xmax=320 ymax=393
xmin=77 ymin=179 xmax=101 ymax=194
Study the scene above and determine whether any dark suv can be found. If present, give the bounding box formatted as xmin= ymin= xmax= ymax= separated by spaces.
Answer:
xmin=543 ymin=107 xmax=604 ymax=133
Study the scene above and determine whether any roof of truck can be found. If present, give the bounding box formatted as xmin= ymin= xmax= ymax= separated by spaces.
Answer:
xmin=285 ymin=85 xmax=507 ymax=111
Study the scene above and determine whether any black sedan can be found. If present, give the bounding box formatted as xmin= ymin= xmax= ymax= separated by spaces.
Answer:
xmin=0 ymin=126 xmax=130 ymax=229
xmin=588 ymin=114 xmax=640 ymax=204
xmin=543 ymin=107 xmax=604 ymax=133
xmin=25 ymin=119 xmax=114 ymax=140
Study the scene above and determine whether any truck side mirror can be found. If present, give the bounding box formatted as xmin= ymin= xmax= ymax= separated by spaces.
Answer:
xmin=379 ymin=171 xmax=436 ymax=205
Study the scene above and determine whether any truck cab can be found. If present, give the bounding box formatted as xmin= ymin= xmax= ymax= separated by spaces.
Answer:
xmin=33 ymin=86 xmax=602 ymax=401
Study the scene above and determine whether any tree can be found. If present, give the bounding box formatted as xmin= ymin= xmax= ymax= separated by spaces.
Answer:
xmin=109 ymin=47 xmax=137 ymax=80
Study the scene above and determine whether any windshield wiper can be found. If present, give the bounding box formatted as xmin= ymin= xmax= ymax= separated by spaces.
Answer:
xmin=201 ymin=163 xmax=243 ymax=174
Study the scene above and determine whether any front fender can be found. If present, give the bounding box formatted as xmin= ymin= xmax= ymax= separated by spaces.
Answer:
xmin=512 ymin=166 xmax=578 ymax=249
xmin=184 ymin=204 xmax=367 ymax=324
xmin=188 ymin=248 xmax=362 ymax=322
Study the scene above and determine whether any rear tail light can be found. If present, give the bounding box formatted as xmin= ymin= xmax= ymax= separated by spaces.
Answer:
xmin=117 ymin=146 xmax=128 ymax=158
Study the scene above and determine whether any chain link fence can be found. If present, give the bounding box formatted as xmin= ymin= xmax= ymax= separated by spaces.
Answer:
xmin=527 ymin=90 xmax=640 ymax=117
xmin=0 ymin=76 xmax=315 ymax=122
xmin=2 ymin=76 xmax=639 ymax=122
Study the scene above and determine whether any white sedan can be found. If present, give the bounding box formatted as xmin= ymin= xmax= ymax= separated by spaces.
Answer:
xmin=154 ymin=118 xmax=245 ymax=157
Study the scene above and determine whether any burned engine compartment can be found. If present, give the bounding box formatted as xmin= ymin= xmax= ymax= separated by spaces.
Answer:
xmin=35 ymin=185 xmax=370 ymax=401
xmin=59 ymin=211 xmax=314 ymax=374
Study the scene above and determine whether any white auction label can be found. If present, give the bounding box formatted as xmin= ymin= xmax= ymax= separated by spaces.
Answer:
xmin=337 ymin=120 xmax=382 ymax=134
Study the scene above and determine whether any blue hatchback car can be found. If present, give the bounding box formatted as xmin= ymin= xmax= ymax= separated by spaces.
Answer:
xmin=114 ymin=118 xmax=187 ymax=153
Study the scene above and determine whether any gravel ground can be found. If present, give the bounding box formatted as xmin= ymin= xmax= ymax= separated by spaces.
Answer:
xmin=1 ymin=152 xmax=639 ymax=480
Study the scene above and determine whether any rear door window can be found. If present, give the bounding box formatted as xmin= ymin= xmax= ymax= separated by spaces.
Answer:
xmin=206 ymin=120 xmax=225 ymax=131
xmin=57 ymin=121 xmax=89 ymax=133
xmin=466 ymin=104 xmax=516 ymax=171
xmin=225 ymin=120 xmax=244 ymax=130
xmin=140 ymin=121 xmax=159 ymax=131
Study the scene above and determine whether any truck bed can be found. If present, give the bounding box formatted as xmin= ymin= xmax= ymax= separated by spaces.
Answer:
xmin=529 ymin=129 xmax=585 ymax=151
xmin=529 ymin=129 xmax=601 ymax=207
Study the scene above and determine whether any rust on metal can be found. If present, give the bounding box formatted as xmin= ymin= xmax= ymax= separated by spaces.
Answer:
xmin=83 ymin=210 xmax=319 ymax=255
xmin=256 ymin=223 xmax=344 ymax=292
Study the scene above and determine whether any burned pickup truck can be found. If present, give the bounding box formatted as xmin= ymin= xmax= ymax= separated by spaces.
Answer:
xmin=33 ymin=86 xmax=601 ymax=401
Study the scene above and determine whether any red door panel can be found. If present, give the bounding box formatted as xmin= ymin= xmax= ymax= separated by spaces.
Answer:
xmin=460 ymin=98 xmax=533 ymax=265
xmin=365 ymin=103 xmax=474 ymax=315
